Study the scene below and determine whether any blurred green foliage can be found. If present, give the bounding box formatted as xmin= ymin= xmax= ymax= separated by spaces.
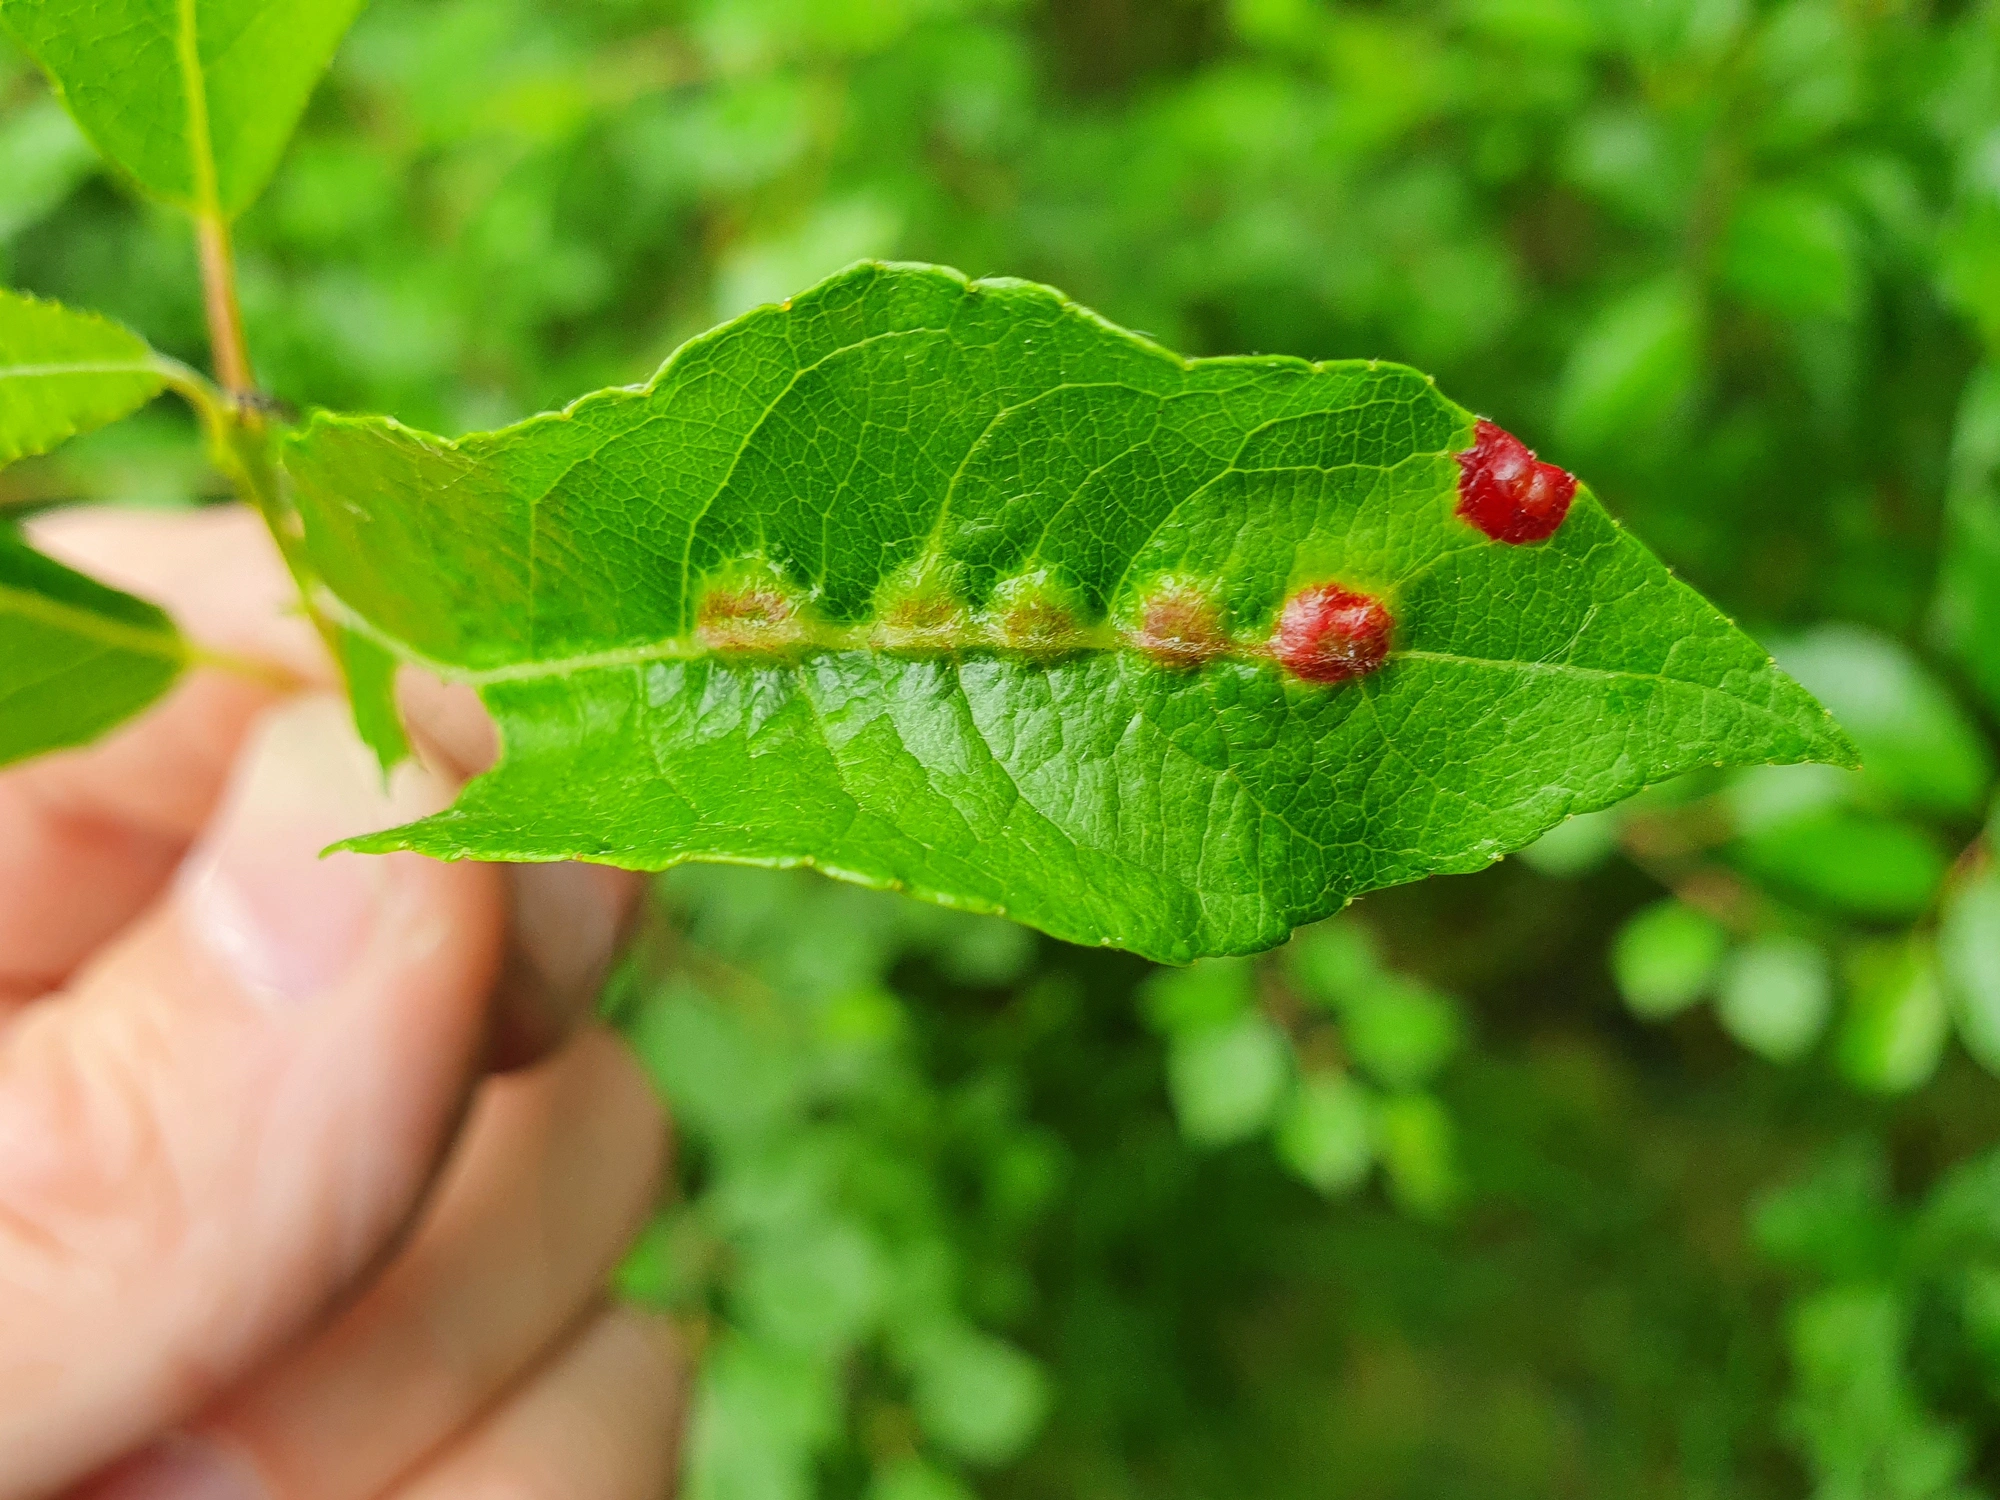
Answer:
xmin=8 ymin=0 xmax=2000 ymax=1494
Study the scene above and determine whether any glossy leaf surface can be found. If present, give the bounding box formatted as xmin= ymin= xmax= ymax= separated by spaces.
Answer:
xmin=0 ymin=0 xmax=365 ymax=216
xmin=286 ymin=263 xmax=1853 ymax=962
xmin=0 ymin=288 xmax=164 ymax=465
xmin=0 ymin=526 xmax=185 ymax=767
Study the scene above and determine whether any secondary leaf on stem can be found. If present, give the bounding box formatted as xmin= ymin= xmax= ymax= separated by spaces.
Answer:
xmin=0 ymin=0 xmax=366 ymax=218
xmin=0 ymin=525 xmax=187 ymax=768
xmin=285 ymin=262 xmax=1854 ymax=963
xmin=0 ymin=288 xmax=172 ymax=465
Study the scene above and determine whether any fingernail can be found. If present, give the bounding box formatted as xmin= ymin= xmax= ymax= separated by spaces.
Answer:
xmin=179 ymin=697 xmax=442 ymax=1005
xmin=488 ymin=863 xmax=636 ymax=1069
xmin=76 ymin=1434 xmax=266 ymax=1500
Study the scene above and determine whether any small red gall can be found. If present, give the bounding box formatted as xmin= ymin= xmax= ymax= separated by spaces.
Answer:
xmin=1270 ymin=583 xmax=1394 ymax=684
xmin=696 ymin=583 xmax=804 ymax=653
xmin=1455 ymin=418 xmax=1577 ymax=545
xmin=1131 ymin=586 xmax=1227 ymax=669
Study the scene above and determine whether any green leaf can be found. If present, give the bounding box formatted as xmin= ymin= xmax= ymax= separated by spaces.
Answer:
xmin=1374 ymin=1091 xmax=1457 ymax=1219
xmin=1142 ymin=957 xmax=1255 ymax=1033
xmin=337 ymin=627 xmax=408 ymax=774
xmin=1 ymin=288 xmax=168 ymax=465
xmin=0 ymin=96 xmax=98 ymax=242
xmin=1517 ymin=804 xmax=1624 ymax=877
xmin=687 ymin=1336 xmax=836 ymax=1500
xmin=0 ymin=0 xmax=365 ymax=218
xmin=1840 ymin=939 xmax=1949 ymax=1095
xmin=1721 ymin=185 xmax=1862 ymax=323
xmin=1275 ymin=1071 xmax=1374 ymax=1196
xmin=735 ymin=1218 xmax=887 ymax=1357
xmin=1775 ymin=624 xmax=1992 ymax=817
xmin=1934 ymin=365 xmax=2000 ymax=718
xmin=284 ymin=262 xmax=1852 ymax=964
xmin=1941 ymin=871 xmax=2000 ymax=1078
xmin=1284 ymin=918 xmax=1382 ymax=1009
xmin=1716 ymin=934 xmax=1833 ymax=1063
xmin=0 ymin=524 xmax=187 ymax=767
xmin=1339 ymin=973 xmax=1463 ymax=1090
xmin=868 ymin=1460 xmax=976 ymax=1500
xmin=1553 ymin=274 xmax=1701 ymax=451
xmin=904 ymin=1324 xmax=1049 ymax=1467
xmin=1736 ymin=810 xmax=1949 ymax=922
xmin=1612 ymin=898 xmax=1728 ymax=1020
xmin=1165 ymin=1011 xmax=1291 ymax=1148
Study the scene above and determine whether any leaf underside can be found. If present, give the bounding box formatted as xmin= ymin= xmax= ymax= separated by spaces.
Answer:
xmin=286 ymin=262 xmax=1852 ymax=963
xmin=0 ymin=0 xmax=365 ymax=216
xmin=0 ymin=525 xmax=185 ymax=768
xmin=0 ymin=288 xmax=164 ymax=466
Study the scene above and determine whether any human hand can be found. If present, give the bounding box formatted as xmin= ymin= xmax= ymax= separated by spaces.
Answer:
xmin=0 ymin=507 xmax=684 ymax=1499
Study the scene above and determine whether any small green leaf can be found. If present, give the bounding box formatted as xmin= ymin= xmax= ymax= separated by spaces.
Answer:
xmin=1142 ymin=958 xmax=1255 ymax=1033
xmin=1374 ymin=1091 xmax=1457 ymax=1219
xmin=1935 ymin=366 xmax=2000 ymax=719
xmin=284 ymin=264 xmax=1851 ymax=963
xmin=687 ymin=1336 xmax=837 ymax=1500
xmin=1612 ymin=898 xmax=1728 ymax=1020
xmin=868 ymin=1460 xmax=976 ymax=1500
xmin=0 ymin=0 xmax=365 ymax=218
xmin=337 ymin=627 xmax=408 ymax=774
xmin=0 ymin=525 xmax=187 ymax=767
xmin=1284 ymin=918 xmax=1382 ymax=1009
xmin=1721 ymin=185 xmax=1862 ymax=322
xmin=0 ymin=96 xmax=97 ymax=242
xmin=905 ymin=1324 xmax=1049 ymax=1467
xmin=735 ymin=1218 xmax=886 ymax=1357
xmin=1166 ymin=1011 xmax=1291 ymax=1148
xmin=1736 ymin=810 xmax=1949 ymax=921
xmin=1716 ymin=934 xmax=1833 ymax=1063
xmin=1 ymin=288 xmax=168 ymax=465
xmin=1941 ymin=872 xmax=2000 ymax=1078
xmin=1276 ymin=1071 xmax=1374 ymax=1195
xmin=1554 ymin=274 xmax=1701 ymax=450
xmin=1840 ymin=939 xmax=1949 ymax=1095
xmin=1517 ymin=804 xmax=1624 ymax=877
xmin=1775 ymin=624 xmax=1993 ymax=817
xmin=1340 ymin=973 xmax=1462 ymax=1090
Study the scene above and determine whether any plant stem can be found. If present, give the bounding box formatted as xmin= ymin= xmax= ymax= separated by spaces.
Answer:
xmin=196 ymin=212 xmax=253 ymax=394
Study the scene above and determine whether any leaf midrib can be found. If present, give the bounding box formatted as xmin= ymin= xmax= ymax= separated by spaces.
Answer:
xmin=322 ymin=591 xmax=1774 ymax=705
xmin=0 ymin=581 xmax=186 ymax=665
xmin=0 ymin=359 xmax=167 ymax=382
xmin=175 ymin=0 xmax=222 ymax=218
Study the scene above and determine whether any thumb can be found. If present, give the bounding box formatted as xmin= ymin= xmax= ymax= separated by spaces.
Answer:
xmin=0 ymin=696 xmax=505 ymax=1498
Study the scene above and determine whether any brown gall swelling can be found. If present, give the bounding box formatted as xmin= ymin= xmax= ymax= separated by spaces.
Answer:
xmin=993 ymin=593 xmax=1079 ymax=653
xmin=695 ymin=583 xmax=806 ymax=654
xmin=874 ymin=588 xmax=967 ymax=653
xmin=1130 ymin=587 xmax=1228 ymax=668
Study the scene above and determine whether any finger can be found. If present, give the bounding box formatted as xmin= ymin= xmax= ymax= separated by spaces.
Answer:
xmin=0 ymin=508 xmax=324 ymax=999
xmin=185 ymin=1030 xmax=663 ymax=1500
xmin=394 ymin=673 xmax=498 ymax=782
xmin=0 ymin=696 xmax=505 ymax=1495
xmin=394 ymin=672 xmax=644 ymax=1070
xmin=387 ymin=1308 xmax=687 ymax=1500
